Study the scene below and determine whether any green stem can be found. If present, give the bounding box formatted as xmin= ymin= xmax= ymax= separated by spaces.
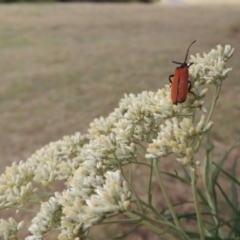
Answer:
xmin=115 ymin=154 xmax=144 ymax=213
xmin=153 ymin=159 xmax=180 ymax=227
xmin=99 ymin=217 xmax=141 ymax=225
xmin=206 ymin=85 xmax=221 ymax=123
xmin=135 ymin=140 xmax=147 ymax=157
xmin=153 ymin=160 xmax=189 ymax=239
xmin=87 ymin=236 xmax=95 ymax=240
xmin=191 ymin=170 xmax=205 ymax=240
xmin=125 ymin=211 xmax=178 ymax=240
xmin=194 ymin=84 xmax=222 ymax=153
xmin=126 ymin=161 xmax=151 ymax=167
xmin=205 ymin=193 xmax=224 ymax=238
xmin=114 ymin=150 xmax=145 ymax=214
xmin=132 ymin=210 xmax=190 ymax=239
xmin=9 ymin=206 xmax=38 ymax=214
xmin=147 ymin=159 xmax=153 ymax=205
xmin=138 ymin=199 xmax=167 ymax=221
xmin=34 ymin=193 xmax=54 ymax=200
xmin=128 ymin=163 xmax=132 ymax=184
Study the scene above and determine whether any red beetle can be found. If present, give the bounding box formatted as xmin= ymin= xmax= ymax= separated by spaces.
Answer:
xmin=169 ymin=40 xmax=196 ymax=105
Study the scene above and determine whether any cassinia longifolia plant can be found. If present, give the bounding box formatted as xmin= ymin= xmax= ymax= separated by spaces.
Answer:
xmin=0 ymin=45 xmax=236 ymax=240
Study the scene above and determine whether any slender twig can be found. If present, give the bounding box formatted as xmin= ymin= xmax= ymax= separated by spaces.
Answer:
xmin=128 ymin=163 xmax=132 ymax=184
xmin=125 ymin=211 xmax=179 ymax=240
xmin=147 ymin=159 xmax=153 ymax=205
xmin=205 ymin=193 xmax=224 ymax=238
xmin=206 ymin=85 xmax=222 ymax=123
xmin=153 ymin=159 xmax=189 ymax=239
xmin=194 ymin=85 xmax=221 ymax=153
xmin=99 ymin=217 xmax=141 ymax=225
xmin=8 ymin=206 xmax=38 ymax=214
xmin=191 ymin=170 xmax=205 ymax=240
xmin=114 ymin=153 xmax=144 ymax=213
xmin=135 ymin=198 xmax=168 ymax=221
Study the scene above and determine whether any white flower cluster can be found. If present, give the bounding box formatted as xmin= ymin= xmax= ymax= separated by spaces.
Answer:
xmin=27 ymin=170 xmax=131 ymax=239
xmin=89 ymin=88 xmax=174 ymax=141
xmin=59 ymin=170 xmax=130 ymax=240
xmin=26 ymin=196 xmax=62 ymax=240
xmin=0 ymin=44 xmax=234 ymax=239
xmin=146 ymin=116 xmax=213 ymax=166
xmin=0 ymin=217 xmax=24 ymax=239
xmin=28 ymin=132 xmax=133 ymax=239
xmin=114 ymin=89 xmax=174 ymax=142
xmin=0 ymin=132 xmax=88 ymax=210
xmin=28 ymin=132 xmax=89 ymax=185
xmin=0 ymin=161 xmax=36 ymax=209
xmin=190 ymin=45 xmax=234 ymax=86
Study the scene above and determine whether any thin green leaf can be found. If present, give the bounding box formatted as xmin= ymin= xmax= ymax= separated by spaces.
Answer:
xmin=185 ymin=231 xmax=200 ymax=238
xmin=185 ymin=232 xmax=225 ymax=240
xmin=165 ymin=210 xmax=216 ymax=227
xmin=210 ymin=216 xmax=240 ymax=236
xmin=212 ymin=138 xmax=240 ymax=184
xmin=207 ymin=216 xmax=237 ymax=240
xmin=229 ymin=158 xmax=240 ymax=239
xmin=212 ymin=141 xmax=240 ymax=212
xmin=214 ymin=219 xmax=221 ymax=240
xmin=160 ymin=171 xmax=191 ymax=185
xmin=213 ymin=162 xmax=240 ymax=186
xmin=203 ymin=140 xmax=214 ymax=195
xmin=215 ymin=182 xmax=238 ymax=213
xmin=160 ymin=200 xmax=193 ymax=215
xmin=231 ymin=157 xmax=238 ymax=211
xmin=223 ymin=217 xmax=240 ymax=233
xmin=205 ymin=237 xmax=226 ymax=240
xmin=211 ymin=139 xmax=240 ymax=211
xmin=197 ymin=187 xmax=209 ymax=206
xmin=228 ymin=157 xmax=239 ymax=239
xmin=178 ymin=212 xmax=216 ymax=227
xmin=181 ymin=164 xmax=191 ymax=182
xmin=114 ymin=225 xmax=140 ymax=239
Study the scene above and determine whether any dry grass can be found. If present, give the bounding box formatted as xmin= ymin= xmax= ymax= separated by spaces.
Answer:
xmin=162 ymin=0 xmax=240 ymax=4
xmin=0 ymin=3 xmax=240 ymax=239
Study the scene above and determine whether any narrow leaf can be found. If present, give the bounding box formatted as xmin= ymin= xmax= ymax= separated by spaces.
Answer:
xmin=215 ymin=182 xmax=238 ymax=213
xmin=203 ymin=139 xmax=214 ymax=195
xmin=228 ymin=157 xmax=239 ymax=239
xmin=213 ymin=162 xmax=240 ymax=186
xmin=212 ymin=138 xmax=240 ymax=184
xmin=161 ymin=171 xmax=191 ymax=185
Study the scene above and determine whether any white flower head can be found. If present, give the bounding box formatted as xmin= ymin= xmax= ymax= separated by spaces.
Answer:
xmin=0 ymin=218 xmax=24 ymax=239
xmin=146 ymin=116 xmax=213 ymax=167
xmin=59 ymin=170 xmax=131 ymax=239
xmin=28 ymin=196 xmax=62 ymax=238
xmin=190 ymin=45 xmax=234 ymax=86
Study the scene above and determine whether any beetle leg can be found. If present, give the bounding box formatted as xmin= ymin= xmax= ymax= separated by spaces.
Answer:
xmin=188 ymin=81 xmax=195 ymax=95
xmin=187 ymin=62 xmax=194 ymax=68
xmin=169 ymin=74 xmax=174 ymax=84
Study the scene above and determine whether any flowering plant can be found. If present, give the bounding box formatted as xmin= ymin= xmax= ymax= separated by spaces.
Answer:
xmin=0 ymin=44 xmax=237 ymax=240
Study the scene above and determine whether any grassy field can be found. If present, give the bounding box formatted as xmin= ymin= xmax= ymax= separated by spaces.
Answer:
xmin=0 ymin=3 xmax=240 ymax=239
xmin=162 ymin=0 xmax=240 ymax=4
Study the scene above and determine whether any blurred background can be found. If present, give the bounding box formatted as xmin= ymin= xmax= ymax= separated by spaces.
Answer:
xmin=0 ymin=0 xmax=239 ymax=239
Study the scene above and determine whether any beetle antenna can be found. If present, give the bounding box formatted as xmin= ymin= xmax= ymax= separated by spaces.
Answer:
xmin=184 ymin=40 xmax=196 ymax=63
xmin=172 ymin=61 xmax=182 ymax=65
